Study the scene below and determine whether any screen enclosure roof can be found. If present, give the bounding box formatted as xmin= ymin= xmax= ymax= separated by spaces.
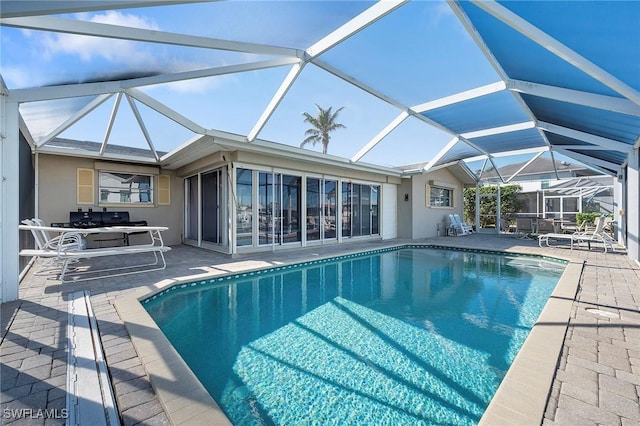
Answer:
xmin=1 ymin=0 xmax=638 ymax=183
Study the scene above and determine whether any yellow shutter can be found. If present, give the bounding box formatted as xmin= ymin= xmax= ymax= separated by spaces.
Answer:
xmin=157 ymin=174 xmax=171 ymax=205
xmin=77 ymin=168 xmax=94 ymax=205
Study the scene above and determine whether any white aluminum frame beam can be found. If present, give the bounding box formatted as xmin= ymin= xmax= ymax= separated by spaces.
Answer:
xmin=461 ymin=121 xmax=535 ymax=139
xmin=0 ymin=1 xmax=207 ymax=19
xmin=423 ymin=137 xmax=460 ymax=172
xmin=351 ymin=111 xmax=409 ymax=162
xmin=464 ymin=146 xmax=548 ymax=162
xmin=471 ymin=0 xmax=640 ymax=106
xmin=508 ymin=79 xmax=640 ymax=116
xmin=539 ymin=121 xmax=632 ymax=153
xmin=247 ymin=0 xmax=407 ymax=143
xmin=312 ymin=59 xmax=406 ymax=110
xmin=247 ymin=62 xmax=305 ymax=142
xmin=553 ymin=147 xmax=620 ymax=173
xmin=506 ymin=150 xmax=545 ymax=183
xmin=0 ymin=15 xmax=301 ymax=58
xmin=9 ymin=58 xmax=299 ymax=103
xmin=36 ymin=94 xmax=113 ymax=147
xmin=100 ymin=92 xmax=122 ymax=156
xmin=413 ymin=81 xmax=506 ymax=113
xmin=125 ymin=88 xmax=207 ymax=134
xmin=306 ymin=0 xmax=407 ymax=58
xmin=126 ymin=94 xmax=160 ymax=161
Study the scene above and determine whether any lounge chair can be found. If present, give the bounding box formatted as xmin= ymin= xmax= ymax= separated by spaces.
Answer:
xmin=20 ymin=219 xmax=85 ymax=274
xmin=574 ymin=216 xmax=616 ymax=252
xmin=22 ymin=218 xmax=84 ymax=251
xmin=19 ymin=224 xmax=171 ymax=282
xmin=538 ymin=216 xmax=615 ymax=252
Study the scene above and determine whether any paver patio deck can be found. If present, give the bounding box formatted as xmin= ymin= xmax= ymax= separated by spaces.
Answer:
xmin=2 ymin=235 xmax=639 ymax=425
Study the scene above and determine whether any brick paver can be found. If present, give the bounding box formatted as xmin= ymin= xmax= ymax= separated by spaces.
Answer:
xmin=542 ymin=246 xmax=640 ymax=426
xmin=2 ymin=236 xmax=639 ymax=425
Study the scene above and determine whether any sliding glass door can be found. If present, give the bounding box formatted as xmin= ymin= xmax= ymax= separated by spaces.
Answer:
xmin=306 ymin=178 xmax=337 ymax=242
xmin=341 ymin=182 xmax=380 ymax=238
xmin=184 ymin=167 xmax=228 ymax=250
xmin=258 ymin=172 xmax=301 ymax=246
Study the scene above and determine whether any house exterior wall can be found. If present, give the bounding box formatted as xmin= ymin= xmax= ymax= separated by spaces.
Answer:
xmin=396 ymin=179 xmax=413 ymax=239
xmin=409 ymin=168 xmax=465 ymax=239
xmin=37 ymin=154 xmax=184 ymax=245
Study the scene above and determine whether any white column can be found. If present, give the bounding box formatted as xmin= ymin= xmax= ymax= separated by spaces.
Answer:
xmin=381 ymin=183 xmax=397 ymax=240
xmin=627 ymin=148 xmax=639 ymax=262
xmin=475 ymin=183 xmax=480 ymax=231
xmin=1 ymin=96 xmax=20 ymax=302
xmin=613 ymin=172 xmax=624 ymax=246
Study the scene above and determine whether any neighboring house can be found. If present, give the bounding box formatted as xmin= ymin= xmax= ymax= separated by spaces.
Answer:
xmin=517 ymin=175 xmax=614 ymax=222
xmin=482 ymin=157 xmax=614 ymax=222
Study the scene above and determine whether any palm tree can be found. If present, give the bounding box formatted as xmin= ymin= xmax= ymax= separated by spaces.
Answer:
xmin=300 ymin=104 xmax=346 ymax=154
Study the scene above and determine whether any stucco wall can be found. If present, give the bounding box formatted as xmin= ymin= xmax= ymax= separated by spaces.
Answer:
xmin=409 ymin=168 xmax=465 ymax=239
xmin=396 ymin=179 xmax=413 ymax=239
xmin=37 ymin=154 xmax=184 ymax=245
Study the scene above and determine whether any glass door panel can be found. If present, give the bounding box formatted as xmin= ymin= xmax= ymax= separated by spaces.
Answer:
xmin=341 ymin=182 xmax=351 ymax=237
xmin=307 ymin=178 xmax=321 ymax=241
xmin=361 ymin=185 xmax=371 ymax=236
xmin=186 ymin=175 xmax=199 ymax=241
xmin=236 ymin=169 xmax=253 ymax=247
xmin=202 ymin=171 xmax=220 ymax=244
xmin=352 ymin=184 xmax=362 ymax=236
xmin=259 ymin=172 xmax=274 ymax=245
xmin=323 ymin=180 xmax=337 ymax=240
xmin=281 ymin=175 xmax=301 ymax=243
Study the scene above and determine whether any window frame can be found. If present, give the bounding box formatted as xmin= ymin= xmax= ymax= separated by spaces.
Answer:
xmin=97 ymin=170 xmax=155 ymax=206
xmin=427 ymin=184 xmax=454 ymax=208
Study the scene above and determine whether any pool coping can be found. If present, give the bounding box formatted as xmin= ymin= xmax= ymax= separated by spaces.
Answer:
xmin=114 ymin=243 xmax=579 ymax=425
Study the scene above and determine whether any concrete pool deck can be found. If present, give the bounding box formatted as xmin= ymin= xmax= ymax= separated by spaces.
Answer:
xmin=2 ymin=234 xmax=639 ymax=425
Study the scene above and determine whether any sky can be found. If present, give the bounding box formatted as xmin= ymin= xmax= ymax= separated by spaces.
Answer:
xmin=2 ymin=1 xmax=504 ymax=167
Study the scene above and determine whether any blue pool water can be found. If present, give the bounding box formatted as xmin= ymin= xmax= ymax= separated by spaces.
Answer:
xmin=143 ymin=247 xmax=565 ymax=425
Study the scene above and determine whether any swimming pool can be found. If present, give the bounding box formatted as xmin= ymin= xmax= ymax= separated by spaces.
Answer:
xmin=143 ymin=246 xmax=565 ymax=425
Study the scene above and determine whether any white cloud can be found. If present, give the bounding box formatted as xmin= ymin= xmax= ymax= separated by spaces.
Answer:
xmin=38 ymin=11 xmax=160 ymax=67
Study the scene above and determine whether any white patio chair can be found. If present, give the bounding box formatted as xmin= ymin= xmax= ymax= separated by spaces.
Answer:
xmin=21 ymin=219 xmax=84 ymax=274
xmin=574 ymin=216 xmax=616 ymax=252
xmin=453 ymin=214 xmax=473 ymax=234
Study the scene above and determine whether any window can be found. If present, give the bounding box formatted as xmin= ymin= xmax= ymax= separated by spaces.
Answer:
xmin=98 ymin=172 xmax=153 ymax=204
xmin=429 ymin=186 xmax=453 ymax=208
